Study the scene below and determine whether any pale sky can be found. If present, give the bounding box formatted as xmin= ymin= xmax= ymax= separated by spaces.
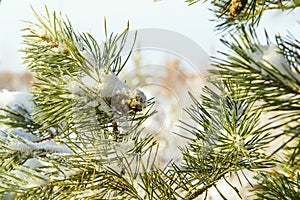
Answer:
xmin=0 ymin=0 xmax=299 ymax=72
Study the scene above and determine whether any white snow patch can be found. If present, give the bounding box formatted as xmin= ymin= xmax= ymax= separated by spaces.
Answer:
xmin=262 ymin=44 xmax=288 ymax=71
xmin=69 ymin=69 xmax=147 ymax=114
xmin=23 ymin=158 xmax=51 ymax=168
xmin=11 ymin=167 xmax=49 ymax=189
xmin=249 ymin=43 xmax=300 ymax=80
xmin=99 ymin=71 xmax=131 ymax=96
xmin=34 ymin=140 xmax=73 ymax=154
xmin=9 ymin=128 xmax=40 ymax=142
xmin=0 ymin=90 xmax=34 ymax=113
xmin=73 ymin=69 xmax=133 ymax=97
xmin=8 ymin=137 xmax=33 ymax=152
xmin=6 ymin=136 xmax=73 ymax=154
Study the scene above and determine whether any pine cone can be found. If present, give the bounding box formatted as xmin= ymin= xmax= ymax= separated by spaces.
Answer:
xmin=229 ymin=0 xmax=248 ymax=17
xmin=108 ymin=89 xmax=146 ymax=114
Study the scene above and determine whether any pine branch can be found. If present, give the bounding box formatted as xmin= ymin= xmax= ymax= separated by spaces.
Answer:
xmin=169 ymin=81 xmax=275 ymax=199
xmin=22 ymin=7 xmax=150 ymax=137
xmin=0 ymin=105 xmax=41 ymax=136
xmin=2 ymin=3 xmax=298 ymax=199
xmin=185 ymin=0 xmax=300 ymax=32
xmin=210 ymin=25 xmax=300 ymax=160
xmin=0 ymin=7 xmax=158 ymax=199
xmin=254 ymin=171 xmax=300 ymax=200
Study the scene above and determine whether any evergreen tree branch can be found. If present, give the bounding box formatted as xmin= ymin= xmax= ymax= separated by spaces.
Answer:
xmin=0 ymin=105 xmax=41 ymax=136
xmin=186 ymin=0 xmax=300 ymax=32
xmin=210 ymin=25 xmax=300 ymax=159
xmin=0 ymin=7 xmax=158 ymax=199
xmin=169 ymin=81 xmax=275 ymax=199
xmin=254 ymin=171 xmax=300 ymax=199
